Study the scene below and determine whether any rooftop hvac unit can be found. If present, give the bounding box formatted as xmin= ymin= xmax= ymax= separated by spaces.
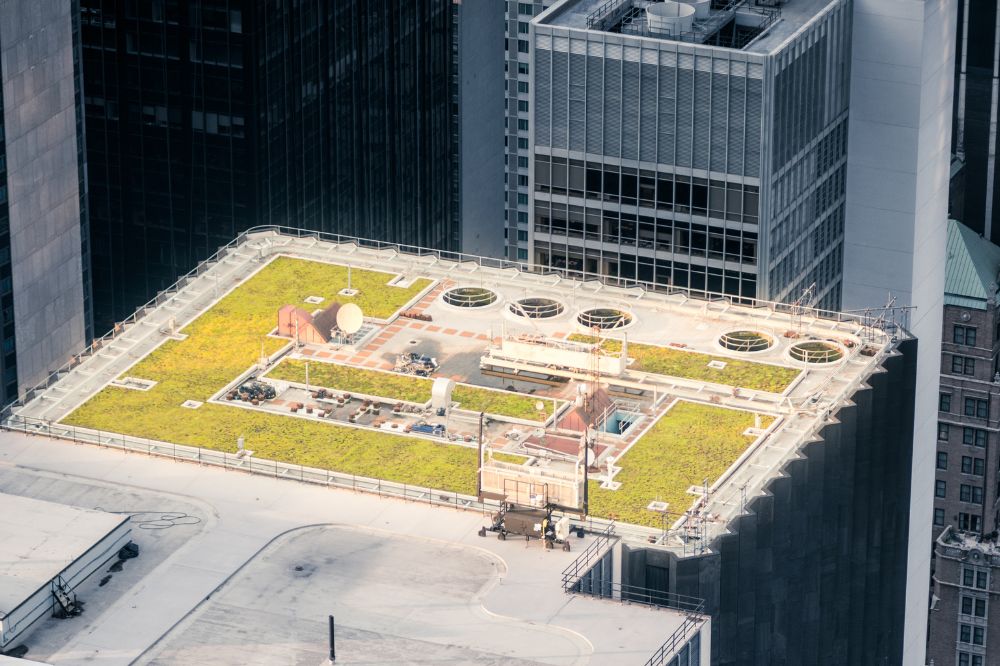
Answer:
xmin=647 ymin=1 xmax=695 ymax=36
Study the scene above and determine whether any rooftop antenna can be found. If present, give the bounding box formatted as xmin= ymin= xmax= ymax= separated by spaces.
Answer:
xmin=791 ymin=283 xmax=816 ymax=333
xmin=588 ymin=325 xmax=602 ymax=416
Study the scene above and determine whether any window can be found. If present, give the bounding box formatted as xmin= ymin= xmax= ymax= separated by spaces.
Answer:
xmin=517 ymin=62 xmax=529 ymax=75
xmin=958 ymin=653 xmax=983 ymax=666
xmin=517 ymin=138 xmax=528 ymax=150
xmin=517 ymin=39 xmax=529 ymax=53
xmin=977 ymin=570 xmax=989 ymax=589
xmin=955 ymin=325 xmax=978 ymax=346
xmin=964 ymin=569 xmax=976 ymax=587
xmin=962 ymin=596 xmax=974 ymax=614
xmin=965 ymin=398 xmax=989 ymax=418
xmin=960 ymin=623 xmax=972 ymax=643
xmin=517 ymin=174 xmax=529 ymax=187
xmin=963 ymin=456 xmax=974 ymax=474
xmin=518 ymin=22 xmax=529 ymax=34
xmin=517 ymin=100 xmax=529 ymax=113
xmin=517 ymin=156 xmax=528 ymax=168
xmin=953 ymin=355 xmax=976 ymax=375
xmin=974 ymin=626 xmax=985 ymax=645
xmin=517 ymin=193 xmax=528 ymax=205
xmin=939 ymin=422 xmax=950 ymax=440
xmin=517 ymin=81 xmax=529 ymax=94
xmin=516 ymin=248 xmax=528 ymax=260
xmin=518 ymin=2 xmax=533 ymax=15
xmin=936 ymin=480 xmax=947 ymax=498
xmin=941 ymin=393 xmax=952 ymax=412
xmin=938 ymin=451 xmax=949 ymax=469
xmin=958 ymin=512 xmax=982 ymax=532
xmin=516 ymin=230 xmax=528 ymax=242
xmin=934 ymin=508 xmax=945 ymax=526
xmin=975 ymin=458 xmax=985 ymax=475
xmin=517 ymin=119 xmax=529 ymax=131
xmin=964 ymin=427 xmax=988 ymax=447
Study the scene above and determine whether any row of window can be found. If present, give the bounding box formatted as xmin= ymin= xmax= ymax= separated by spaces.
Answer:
xmin=955 ymin=325 xmax=978 ymax=346
xmin=953 ymin=355 xmax=977 ymax=376
xmin=937 ymin=452 xmax=986 ymax=475
xmin=936 ymin=509 xmax=984 ymax=530
xmin=534 ymin=156 xmax=760 ymax=224
xmin=935 ymin=480 xmax=984 ymax=504
xmin=961 ymin=595 xmax=987 ymax=617
xmin=963 ymin=567 xmax=990 ymax=590
xmin=939 ymin=395 xmax=990 ymax=419
xmin=959 ymin=623 xmax=985 ymax=646
xmin=533 ymin=207 xmax=758 ymax=263
xmin=958 ymin=653 xmax=984 ymax=666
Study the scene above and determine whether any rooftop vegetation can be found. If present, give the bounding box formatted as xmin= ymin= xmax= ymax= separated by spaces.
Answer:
xmin=61 ymin=258 xmax=478 ymax=492
xmin=589 ymin=401 xmax=772 ymax=527
xmin=568 ymin=334 xmax=799 ymax=393
xmin=267 ymin=358 xmax=555 ymax=421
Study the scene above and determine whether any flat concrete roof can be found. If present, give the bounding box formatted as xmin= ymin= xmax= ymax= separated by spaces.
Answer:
xmin=538 ymin=0 xmax=841 ymax=55
xmin=0 ymin=494 xmax=127 ymax=617
xmin=8 ymin=229 xmax=903 ymax=551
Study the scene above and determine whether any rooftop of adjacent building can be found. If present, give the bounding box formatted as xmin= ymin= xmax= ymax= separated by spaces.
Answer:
xmin=6 ymin=228 xmax=904 ymax=557
xmin=936 ymin=525 xmax=1000 ymax=560
xmin=946 ymin=218 xmax=1000 ymax=311
xmin=536 ymin=0 xmax=840 ymax=54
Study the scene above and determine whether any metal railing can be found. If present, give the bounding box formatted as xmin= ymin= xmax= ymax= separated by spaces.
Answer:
xmin=2 ymin=225 xmax=905 ymax=425
xmin=644 ymin=613 xmax=707 ymax=666
xmin=562 ymin=521 xmax=619 ymax=592
xmin=1 ymin=415 xmax=499 ymax=513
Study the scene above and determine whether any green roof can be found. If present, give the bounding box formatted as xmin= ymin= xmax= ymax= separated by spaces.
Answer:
xmin=945 ymin=219 xmax=1000 ymax=310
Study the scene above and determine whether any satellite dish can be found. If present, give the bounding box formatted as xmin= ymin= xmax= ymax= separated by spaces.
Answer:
xmin=336 ymin=303 xmax=363 ymax=335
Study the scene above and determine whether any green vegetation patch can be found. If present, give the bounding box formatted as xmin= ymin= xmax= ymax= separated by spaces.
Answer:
xmin=569 ymin=334 xmax=799 ymax=393
xmin=589 ymin=401 xmax=772 ymax=527
xmin=268 ymin=359 xmax=431 ymax=403
xmin=269 ymin=358 xmax=553 ymax=421
xmin=62 ymin=257 xmax=477 ymax=492
xmin=491 ymin=451 xmax=529 ymax=465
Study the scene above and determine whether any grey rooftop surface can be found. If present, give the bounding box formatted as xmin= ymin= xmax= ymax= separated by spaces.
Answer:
xmin=537 ymin=0 xmax=841 ymax=55
xmin=0 ymin=431 xmax=689 ymax=665
xmin=0 ymin=494 xmax=126 ymax=617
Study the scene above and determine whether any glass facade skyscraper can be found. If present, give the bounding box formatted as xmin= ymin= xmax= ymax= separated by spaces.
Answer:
xmin=254 ymin=1 xmax=459 ymax=252
xmin=530 ymin=0 xmax=851 ymax=309
xmin=76 ymin=0 xmax=254 ymax=335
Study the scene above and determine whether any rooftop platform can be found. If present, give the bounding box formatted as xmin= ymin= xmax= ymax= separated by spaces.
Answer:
xmin=537 ymin=0 xmax=841 ymax=55
xmin=6 ymin=228 xmax=904 ymax=555
xmin=0 ymin=494 xmax=130 ymax=648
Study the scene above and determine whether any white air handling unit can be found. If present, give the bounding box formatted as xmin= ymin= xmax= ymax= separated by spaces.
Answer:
xmin=647 ymin=1 xmax=695 ymax=36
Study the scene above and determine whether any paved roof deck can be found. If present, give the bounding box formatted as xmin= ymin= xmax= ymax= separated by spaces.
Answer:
xmin=537 ymin=0 xmax=841 ymax=55
xmin=0 ymin=494 xmax=127 ymax=616
xmin=8 ymin=230 xmax=902 ymax=547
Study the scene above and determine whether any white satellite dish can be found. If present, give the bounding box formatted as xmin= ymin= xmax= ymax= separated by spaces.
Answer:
xmin=336 ymin=303 xmax=363 ymax=335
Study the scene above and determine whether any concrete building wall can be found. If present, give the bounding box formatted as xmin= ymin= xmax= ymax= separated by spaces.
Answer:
xmin=0 ymin=0 xmax=87 ymax=394
xmin=458 ymin=0 xmax=506 ymax=258
xmin=622 ymin=339 xmax=918 ymax=665
xmin=936 ymin=302 xmax=1000 ymax=539
xmin=928 ymin=532 xmax=1000 ymax=666
xmin=843 ymin=2 xmax=956 ymax=662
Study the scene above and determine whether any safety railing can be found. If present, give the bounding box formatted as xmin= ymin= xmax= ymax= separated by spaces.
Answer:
xmin=561 ymin=521 xmax=619 ymax=592
xmin=644 ymin=613 xmax=707 ymax=666
xmin=1 ymin=415 xmax=498 ymax=513
xmin=2 ymin=225 xmax=903 ymax=425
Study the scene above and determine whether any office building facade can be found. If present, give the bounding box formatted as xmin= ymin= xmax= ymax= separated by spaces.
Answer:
xmin=0 ymin=0 xmax=503 ymax=398
xmin=928 ymin=528 xmax=1000 ymax=666
xmin=935 ymin=220 xmax=1000 ymax=541
xmin=0 ymin=0 xmax=89 ymax=402
xmin=505 ymin=0 xmax=555 ymax=263
xmin=529 ymin=0 xmax=852 ymax=309
xmin=950 ymin=0 xmax=1000 ymax=240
